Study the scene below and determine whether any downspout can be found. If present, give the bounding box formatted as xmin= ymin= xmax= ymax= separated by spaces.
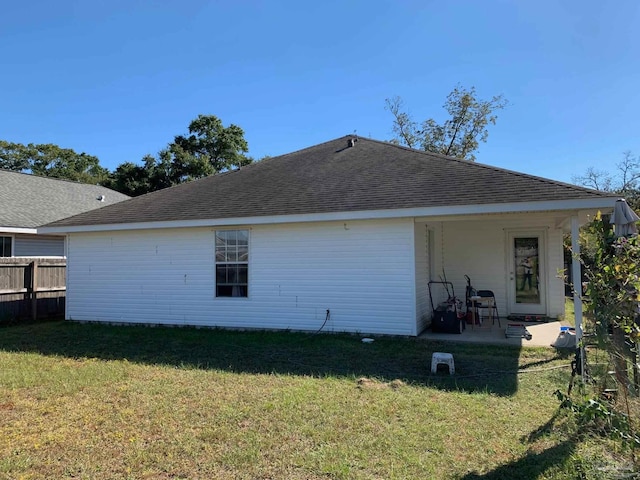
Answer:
xmin=570 ymin=215 xmax=585 ymax=380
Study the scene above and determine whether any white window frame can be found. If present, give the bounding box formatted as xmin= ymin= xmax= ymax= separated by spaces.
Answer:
xmin=215 ymin=229 xmax=249 ymax=298
xmin=0 ymin=235 xmax=14 ymax=257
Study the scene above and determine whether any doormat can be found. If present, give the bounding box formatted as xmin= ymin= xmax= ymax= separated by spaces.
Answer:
xmin=505 ymin=323 xmax=533 ymax=340
xmin=506 ymin=314 xmax=551 ymax=323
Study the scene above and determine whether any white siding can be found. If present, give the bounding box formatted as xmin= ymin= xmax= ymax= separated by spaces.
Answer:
xmin=546 ymin=227 xmax=565 ymax=318
xmin=14 ymin=234 xmax=64 ymax=257
xmin=439 ymin=220 xmax=508 ymax=315
xmin=66 ymin=219 xmax=416 ymax=335
xmin=414 ymin=223 xmax=430 ymax=334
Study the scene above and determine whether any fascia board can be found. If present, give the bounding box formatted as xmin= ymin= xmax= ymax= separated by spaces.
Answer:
xmin=0 ymin=227 xmax=39 ymax=234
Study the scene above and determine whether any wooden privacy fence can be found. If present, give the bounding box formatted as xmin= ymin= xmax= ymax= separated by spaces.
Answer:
xmin=0 ymin=258 xmax=66 ymax=321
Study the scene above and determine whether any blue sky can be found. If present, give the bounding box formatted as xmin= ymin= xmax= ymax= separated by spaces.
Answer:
xmin=1 ymin=0 xmax=638 ymax=184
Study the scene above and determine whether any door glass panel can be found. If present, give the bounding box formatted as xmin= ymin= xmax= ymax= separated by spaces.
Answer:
xmin=514 ymin=237 xmax=540 ymax=304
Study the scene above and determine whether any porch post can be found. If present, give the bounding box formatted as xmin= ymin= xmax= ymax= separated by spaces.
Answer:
xmin=570 ymin=215 xmax=585 ymax=378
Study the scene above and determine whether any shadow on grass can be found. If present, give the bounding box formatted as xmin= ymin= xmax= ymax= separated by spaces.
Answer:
xmin=461 ymin=438 xmax=577 ymax=480
xmin=519 ymin=348 xmax=574 ymax=370
xmin=0 ymin=320 xmax=567 ymax=396
xmin=461 ymin=409 xmax=585 ymax=479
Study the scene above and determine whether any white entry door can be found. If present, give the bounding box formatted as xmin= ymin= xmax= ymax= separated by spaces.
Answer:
xmin=507 ymin=231 xmax=547 ymax=316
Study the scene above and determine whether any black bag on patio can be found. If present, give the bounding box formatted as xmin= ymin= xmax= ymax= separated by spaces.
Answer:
xmin=429 ymin=281 xmax=465 ymax=334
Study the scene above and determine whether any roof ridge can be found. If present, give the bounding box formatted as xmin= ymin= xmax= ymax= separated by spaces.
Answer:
xmin=130 ymin=135 xmax=613 ymax=200
xmin=0 ymin=168 xmax=126 ymax=193
xmin=249 ymin=135 xmax=354 ymax=166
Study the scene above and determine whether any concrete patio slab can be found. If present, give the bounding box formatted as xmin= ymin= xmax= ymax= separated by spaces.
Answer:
xmin=419 ymin=319 xmax=569 ymax=348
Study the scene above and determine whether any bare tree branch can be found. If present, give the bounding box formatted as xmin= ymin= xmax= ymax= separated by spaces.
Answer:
xmin=572 ymin=167 xmax=613 ymax=191
xmin=385 ymin=97 xmax=419 ymax=149
xmin=618 ymin=151 xmax=640 ymax=193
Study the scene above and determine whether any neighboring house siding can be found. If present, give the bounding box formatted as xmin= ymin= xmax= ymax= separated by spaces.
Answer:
xmin=414 ymin=223 xmax=430 ymax=334
xmin=13 ymin=234 xmax=64 ymax=257
xmin=66 ymin=218 xmax=416 ymax=335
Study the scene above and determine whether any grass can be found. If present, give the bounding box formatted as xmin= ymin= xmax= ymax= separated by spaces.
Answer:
xmin=563 ymin=297 xmax=576 ymax=327
xmin=0 ymin=321 xmax=631 ymax=479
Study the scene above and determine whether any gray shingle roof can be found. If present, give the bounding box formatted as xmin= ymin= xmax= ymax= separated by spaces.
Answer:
xmin=0 ymin=170 xmax=130 ymax=228
xmin=44 ymin=136 xmax=615 ymax=228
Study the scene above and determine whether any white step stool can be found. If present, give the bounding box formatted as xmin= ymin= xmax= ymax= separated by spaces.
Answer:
xmin=431 ymin=352 xmax=455 ymax=375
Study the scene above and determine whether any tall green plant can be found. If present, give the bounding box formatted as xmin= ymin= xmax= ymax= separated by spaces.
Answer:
xmin=568 ymin=213 xmax=640 ymax=457
xmin=583 ymin=214 xmax=640 ymax=343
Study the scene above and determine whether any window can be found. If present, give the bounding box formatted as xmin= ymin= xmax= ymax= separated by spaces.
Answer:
xmin=0 ymin=236 xmax=12 ymax=257
xmin=215 ymin=230 xmax=248 ymax=297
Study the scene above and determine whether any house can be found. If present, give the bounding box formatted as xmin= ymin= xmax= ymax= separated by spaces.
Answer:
xmin=39 ymin=136 xmax=618 ymax=336
xmin=0 ymin=169 xmax=129 ymax=257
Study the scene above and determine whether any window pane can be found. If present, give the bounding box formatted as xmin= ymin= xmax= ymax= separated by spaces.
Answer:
xmin=514 ymin=237 xmax=540 ymax=304
xmin=238 ymin=246 xmax=248 ymax=262
xmin=227 ymin=266 xmax=237 ymax=283
xmin=215 ymin=231 xmax=227 ymax=247
xmin=237 ymin=230 xmax=249 ymax=245
xmin=1 ymin=237 xmax=10 ymax=257
xmin=216 ymin=265 xmax=227 ymax=284
xmin=217 ymin=285 xmax=233 ymax=297
xmin=237 ymin=265 xmax=248 ymax=283
xmin=227 ymin=230 xmax=238 ymax=246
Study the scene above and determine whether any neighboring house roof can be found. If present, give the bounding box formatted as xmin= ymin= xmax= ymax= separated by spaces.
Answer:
xmin=43 ymin=136 xmax=617 ymax=230
xmin=0 ymin=169 xmax=130 ymax=229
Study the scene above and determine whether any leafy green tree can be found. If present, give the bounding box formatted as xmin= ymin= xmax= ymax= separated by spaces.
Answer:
xmin=173 ymin=114 xmax=252 ymax=173
xmin=106 ymin=114 xmax=252 ymax=196
xmin=0 ymin=140 xmax=109 ymax=184
xmin=106 ymin=157 xmax=155 ymax=197
xmin=105 ymin=151 xmax=182 ymax=197
xmin=0 ymin=140 xmax=30 ymax=170
xmin=582 ymin=216 xmax=640 ymax=351
xmin=385 ymin=85 xmax=508 ymax=161
xmin=1 ymin=115 xmax=252 ymax=195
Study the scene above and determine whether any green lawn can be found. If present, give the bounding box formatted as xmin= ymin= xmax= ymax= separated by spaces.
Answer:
xmin=563 ymin=297 xmax=576 ymax=327
xmin=0 ymin=321 xmax=628 ymax=479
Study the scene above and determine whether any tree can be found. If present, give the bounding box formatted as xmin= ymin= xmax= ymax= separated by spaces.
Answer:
xmin=573 ymin=151 xmax=640 ymax=209
xmin=384 ymin=97 xmax=420 ymax=149
xmin=106 ymin=157 xmax=155 ymax=197
xmin=105 ymin=151 xmax=182 ymax=197
xmin=172 ymin=114 xmax=252 ymax=173
xmin=561 ymin=154 xmax=640 ymax=458
xmin=558 ymin=214 xmax=640 ymax=455
xmin=1 ymin=115 xmax=252 ymax=195
xmin=0 ymin=140 xmax=109 ymax=184
xmin=385 ymin=85 xmax=508 ymax=161
xmin=106 ymin=114 xmax=252 ymax=196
